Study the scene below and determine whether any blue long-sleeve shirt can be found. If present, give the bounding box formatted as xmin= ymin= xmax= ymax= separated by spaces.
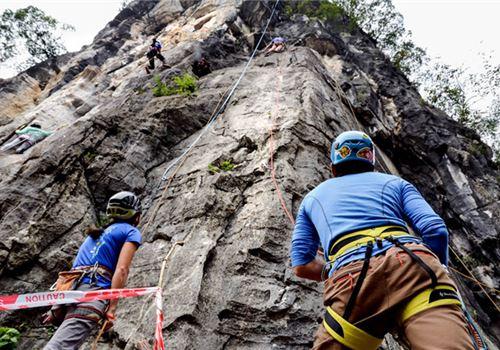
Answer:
xmin=290 ymin=172 xmax=449 ymax=275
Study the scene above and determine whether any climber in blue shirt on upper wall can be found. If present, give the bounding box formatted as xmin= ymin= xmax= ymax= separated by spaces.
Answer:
xmin=290 ymin=131 xmax=475 ymax=350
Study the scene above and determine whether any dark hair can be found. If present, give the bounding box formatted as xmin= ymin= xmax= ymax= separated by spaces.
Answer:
xmin=85 ymin=214 xmax=140 ymax=240
xmin=333 ymin=161 xmax=374 ymax=177
xmin=30 ymin=123 xmax=41 ymax=128
xmin=85 ymin=226 xmax=105 ymax=240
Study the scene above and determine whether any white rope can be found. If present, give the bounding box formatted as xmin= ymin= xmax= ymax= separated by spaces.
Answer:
xmin=160 ymin=0 xmax=281 ymax=181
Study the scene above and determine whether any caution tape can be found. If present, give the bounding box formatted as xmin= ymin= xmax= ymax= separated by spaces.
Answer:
xmin=154 ymin=288 xmax=165 ymax=350
xmin=0 ymin=287 xmax=159 ymax=311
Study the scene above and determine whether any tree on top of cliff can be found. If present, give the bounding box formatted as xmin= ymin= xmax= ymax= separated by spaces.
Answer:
xmin=285 ymin=0 xmax=499 ymax=159
xmin=0 ymin=6 xmax=74 ymax=70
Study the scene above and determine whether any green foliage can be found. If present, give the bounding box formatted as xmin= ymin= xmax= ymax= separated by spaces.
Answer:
xmin=208 ymin=160 xmax=235 ymax=174
xmin=151 ymin=73 xmax=198 ymax=97
xmin=219 ymin=160 xmax=235 ymax=172
xmin=418 ymin=58 xmax=499 ymax=158
xmin=284 ymin=0 xmax=345 ymax=23
xmin=207 ymin=163 xmax=220 ymax=174
xmin=172 ymin=73 xmax=198 ymax=96
xmin=0 ymin=6 xmax=74 ymax=69
xmin=151 ymin=75 xmax=170 ymax=97
xmin=0 ymin=327 xmax=21 ymax=349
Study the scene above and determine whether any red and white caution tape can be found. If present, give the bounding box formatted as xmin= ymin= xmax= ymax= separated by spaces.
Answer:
xmin=1 ymin=286 xmax=166 ymax=348
xmin=153 ymin=288 xmax=165 ymax=350
xmin=0 ymin=287 xmax=159 ymax=311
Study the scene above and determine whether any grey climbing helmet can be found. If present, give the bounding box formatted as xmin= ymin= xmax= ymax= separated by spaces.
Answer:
xmin=106 ymin=191 xmax=141 ymax=220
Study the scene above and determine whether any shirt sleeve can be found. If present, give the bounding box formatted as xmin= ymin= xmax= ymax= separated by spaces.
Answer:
xmin=290 ymin=196 xmax=320 ymax=267
xmin=126 ymin=227 xmax=142 ymax=247
xmin=16 ymin=127 xmax=30 ymax=135
xmin=400 ymin=180 xmax=449 ymax=265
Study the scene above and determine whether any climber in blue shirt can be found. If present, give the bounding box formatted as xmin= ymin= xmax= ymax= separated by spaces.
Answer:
xmin=262 ymin=36 xmax=286 ymax=56
xmin=290 ymin=131 xmax=475 ymax=350
xmin=44 ymin=191 xmax=142 ymax=350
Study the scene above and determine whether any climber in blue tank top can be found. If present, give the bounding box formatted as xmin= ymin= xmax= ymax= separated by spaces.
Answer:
xmin=290 ymin=131 xmax=475 ymax=350
xmin=44 ymin=191 xmax=143 ymax=350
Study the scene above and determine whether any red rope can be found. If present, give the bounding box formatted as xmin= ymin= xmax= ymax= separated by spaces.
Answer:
xmin=268 ymin=62 xmax=295 ymax=226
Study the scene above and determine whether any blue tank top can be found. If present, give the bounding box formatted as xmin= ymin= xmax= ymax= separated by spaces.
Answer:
xmin=72 ymin=222 xmax=142 ymax=288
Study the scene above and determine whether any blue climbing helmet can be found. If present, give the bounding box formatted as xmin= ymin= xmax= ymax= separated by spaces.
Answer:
xmin=330 ymin=131 xmax=376 ymax=166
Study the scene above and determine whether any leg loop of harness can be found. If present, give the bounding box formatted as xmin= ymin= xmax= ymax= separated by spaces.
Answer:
xmin=401 ymin=284 xmax=462 ymax=322
xmin=323 ymin=306 xmax=383 ymax=350
xmin=64 ymin=305 xmax=105 ymax=323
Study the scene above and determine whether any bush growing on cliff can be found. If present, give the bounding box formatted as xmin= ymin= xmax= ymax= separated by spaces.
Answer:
xmin=208 ymin=160 xmax=235 ymax=174
xmin=151 ymin=73 xmax=198 ymax=97
xmin=152 ymin=76 xmax=170 ymax=97
xmin=0 ymin=327 xmax=21 ymax=349
xmin=285 ymin=1 xmax=345 ymax=24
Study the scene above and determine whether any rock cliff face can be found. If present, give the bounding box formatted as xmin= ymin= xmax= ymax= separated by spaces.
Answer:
xmin=0 ymin=1 xmax=498 ymax=349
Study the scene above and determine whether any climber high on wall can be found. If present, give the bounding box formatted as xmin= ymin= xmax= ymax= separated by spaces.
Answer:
xmin=262 ymin=36 xmax=286 ymax=56
xmin=0 ymin=123 xmax=53 ymax=154
xmin=145 ymin=38 xmax=169 ymax=74
xmin=290 ymin=130 xmax=476 ymax=350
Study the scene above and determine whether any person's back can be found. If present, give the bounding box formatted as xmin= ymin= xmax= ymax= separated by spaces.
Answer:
xmin=72 ymin=221 xmax=141 ymax=288
xmin=290 ymin=130 xmax=476 ymax=350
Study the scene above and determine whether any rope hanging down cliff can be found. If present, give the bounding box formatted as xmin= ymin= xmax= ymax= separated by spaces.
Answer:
xmin=159 ymin=0 xmax=281 ymax=182
xmin=141 ymin=0 xmax=281 ymax=239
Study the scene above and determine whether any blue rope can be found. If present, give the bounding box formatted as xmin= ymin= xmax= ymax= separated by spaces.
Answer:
xmin=160 ymin=0 xmax=281 ymax=182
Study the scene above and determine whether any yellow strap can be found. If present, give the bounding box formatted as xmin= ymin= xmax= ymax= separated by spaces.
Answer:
xmin=329 ymin=225 xmax=410 ymax=262
xmin=323 ymin=306 xmax=383 ymax=350
xmin=402 ymin=285 xmax=462 ymax=322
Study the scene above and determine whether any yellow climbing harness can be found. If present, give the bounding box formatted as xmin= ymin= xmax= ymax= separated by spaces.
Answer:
xmin=327 ymin=225 xmax=410 ymax=262
xmin=323 ymin=306 xmax=383 ymax=350
xmin=323 ymin=285 xmax=463 ymax=350
xmin=323 ymin=225 xmax=463 ymax=350
xmin=401 ymin=284 xmax=462 ymax=322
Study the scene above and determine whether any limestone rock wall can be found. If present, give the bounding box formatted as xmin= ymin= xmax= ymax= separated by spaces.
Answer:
xmin=0 ymin=1 xmax=498 ymax=349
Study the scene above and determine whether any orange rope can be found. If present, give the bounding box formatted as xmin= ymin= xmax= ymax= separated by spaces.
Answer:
xmin=450 ymin=247 xmax=499 ymax=312
xmin=268 ymin=60 xmax=295 ymax=226
xmin=449 ymin=266 xmax=499 ymax=294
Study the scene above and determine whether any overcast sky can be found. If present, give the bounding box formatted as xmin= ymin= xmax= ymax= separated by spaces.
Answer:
xmin=0 ymin=0 xmax=499 ymax=78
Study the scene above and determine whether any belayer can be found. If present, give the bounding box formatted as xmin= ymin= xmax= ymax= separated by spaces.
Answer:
xmin=0 ymin=123 xmax=52 ymax=153
xmin=291 ymin=131 xmax=476 ymax=350
xmin=44 ymin=192 xmax=142 ymax=350
xmin=145 ymin=38 xmax=167 ymax=74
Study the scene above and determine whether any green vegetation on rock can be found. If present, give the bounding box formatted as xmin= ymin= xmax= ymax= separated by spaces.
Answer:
xmin=151 ymin=73 xmax=198 ymax=97
xmin=208 ymin=160 xmax=235 ymax=174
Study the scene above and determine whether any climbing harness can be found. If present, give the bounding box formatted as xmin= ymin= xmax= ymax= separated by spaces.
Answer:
xmin=321 ymin=226 xmax=476 ymax=350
